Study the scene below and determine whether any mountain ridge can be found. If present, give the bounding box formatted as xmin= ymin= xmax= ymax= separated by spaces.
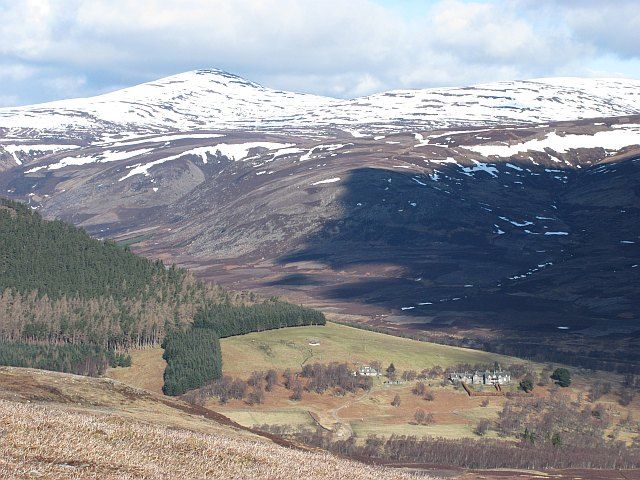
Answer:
xmin=2 ymin=69 xmax=640 ymax=138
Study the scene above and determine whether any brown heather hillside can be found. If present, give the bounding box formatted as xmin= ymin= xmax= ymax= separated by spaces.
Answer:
xmin=0 ymin=367 xmax=418 ymax=480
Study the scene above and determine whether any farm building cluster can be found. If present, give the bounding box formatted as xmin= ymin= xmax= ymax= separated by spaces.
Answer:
xmin=350 ymin=364 xmax=513 ymax=386
xmin=448 ymin=370 xmax=512 ymax=386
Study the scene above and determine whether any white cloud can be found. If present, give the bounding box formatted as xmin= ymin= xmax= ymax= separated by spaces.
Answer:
xmin=517 ymin=0 xmax=640 ymax=59
xmin=563 ymin=4 xmax=640 ymax=59
xmin=429 ymin=1 xmax=577 ymax=67
xmin=0 ymin=64 xmax=38 ymax=81
xmin=0 ymin=1 xmax=59 ymax=58
xmin=0 ymin=0 xmax=638 ymax=104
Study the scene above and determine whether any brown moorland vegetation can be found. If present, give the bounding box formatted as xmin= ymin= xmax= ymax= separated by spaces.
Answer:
xmin=0 ymin=367 xmax=419 ymax=480
xmin=0 ymin=400 xmax=418 ymax=480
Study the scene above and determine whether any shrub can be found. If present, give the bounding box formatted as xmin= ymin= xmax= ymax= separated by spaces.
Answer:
xmin=412 ymin=382 xmax=426 ymax=396
xmin=199 ymin=375 xmax=249 ymax=404
xmin=248 ymin=371 xmax=264 ymax=388
xmin=474 ymin=419 xmax=491 ymax=436
xmin=414 ymin=409 xmax=435 ymax=425
xmin=290 ymin=380 xmax=303 ymax=401
xmin=401 ymin=370 xmax=417 ymax=381
xmin=265 ymin=369 xmax=278 ymax=391
xmin=588 ymin=380 xmax=611 ymax=402
xmin=520 ymin=378 xmax=534 ymax=393
xmin=283 ymin=369 xmax=294 ymax=389
xmin=301 ymin=362 xmax=370 ymax=393
xmin=386 ymin=363 xmax=396 ymax=379
xmin=551 ymin=368 xmax=571 ymax=387
xmin=619 ymin=389 xmax=635 ymax=406
xmin=247 ymin=387 xmax=265 ymax=405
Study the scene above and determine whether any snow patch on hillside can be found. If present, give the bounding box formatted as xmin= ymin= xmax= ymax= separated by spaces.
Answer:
xmin=463 ymin=126 xmax=640 ymax=157
xmin=2 ymin=144 xmax=80 ymax=154
xmin=2 ymin=144 xmax=81 ymax=166
xmin=202 ymin=142 xmax=295 ymax=162
xmin=460 ymin=160 xmax=499 ymax=177
xmin=118 ymin=142 xmax=293 ymax=180
xmin=343 ymin=128 xmax=368 ymax=138
xmin=271 ymin=147 xmax=305 ymax=159
xmin=310 ymin=177 xmax=341 ymax=186
xmin=100 ymin=133 xmax=224 ymax=148
xmin=26 ymin=148 xmax=153 ymax=172
xmin=300 ymin=144 xmax=346 ymax=161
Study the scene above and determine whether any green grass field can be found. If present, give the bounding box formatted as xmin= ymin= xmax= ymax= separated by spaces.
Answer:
xmin=223 ymin=409 xmax=316 ymax=429
xmin=220 ymin=321 xmax=517 ymax=376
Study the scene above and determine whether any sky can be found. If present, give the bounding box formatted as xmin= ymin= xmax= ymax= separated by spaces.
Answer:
xmin=1 ymin=0 xmax=639 ymax=107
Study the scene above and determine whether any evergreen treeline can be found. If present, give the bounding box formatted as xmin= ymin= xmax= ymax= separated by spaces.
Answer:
xmin=162 ymin=328 xmax=222 ymax=396
xmin=0 ymin=198 xmax=327 ymax=392
xmin=0 ymin=341 xmax=129 ymax=376
xmin=161 ymin=302 xmax=325 ymax=395
xmin=1 ymin=198 xmax=171 ymax=299
xmin=193 ymin=301 xmax=325 ymax=337
xmin=0 ymin=198 xmax=247 ymax=351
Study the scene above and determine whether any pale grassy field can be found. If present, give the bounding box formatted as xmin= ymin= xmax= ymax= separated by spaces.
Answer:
xmin=220 ymin=321 xmax=516 ymax=376
xmin=106 ymin=347 xmax=166 ymax=394
xmin=224 ymin=409 xmax=317 ymax=429
xmin=102 ymin=322 xmax=524 ymax=442
xmin=106 ymin=322 xmax=517 ymax=390
xmin=104 ymin=323 xmax=639 ymax=446
xmin=217 ymin=320 xmax=518 ymax=439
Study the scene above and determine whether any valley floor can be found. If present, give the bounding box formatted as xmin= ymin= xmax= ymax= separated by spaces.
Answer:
xmin=105 ymin=323 xmax=640 ymax=447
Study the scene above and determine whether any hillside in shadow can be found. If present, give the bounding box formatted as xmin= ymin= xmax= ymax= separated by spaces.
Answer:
xmin=276 ymin=157 xmax=640 ymax=371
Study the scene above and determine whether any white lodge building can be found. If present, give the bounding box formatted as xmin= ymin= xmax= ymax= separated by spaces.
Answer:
xmin=354 ymin=365 xmax=381 ymax=377
xmin=449 ymin=370 xmax=511 ymax=385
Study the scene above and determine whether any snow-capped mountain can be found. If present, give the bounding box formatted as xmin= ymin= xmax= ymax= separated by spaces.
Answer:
xmin=1 ymin=69 xmax=640 ymax=138
xmin=0 ymin=69 xmax=639 ymax=371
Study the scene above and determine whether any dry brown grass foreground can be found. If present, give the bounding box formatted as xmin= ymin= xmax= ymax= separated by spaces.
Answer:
xmin=0 ymin=399 xmax=419 ymax=480
xmin=0 ymin=367 xmax=420 ymax=480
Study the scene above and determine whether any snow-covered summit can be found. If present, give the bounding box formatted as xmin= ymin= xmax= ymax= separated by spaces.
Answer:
xmin=1 ymin=69 xmax=639 ymax=136
xmin=0 ymin=69 xmax=338 ymax=134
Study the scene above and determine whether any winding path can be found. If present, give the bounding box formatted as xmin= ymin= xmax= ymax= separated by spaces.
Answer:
xmin=328 ymin=385 xmax=377 ymax=437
